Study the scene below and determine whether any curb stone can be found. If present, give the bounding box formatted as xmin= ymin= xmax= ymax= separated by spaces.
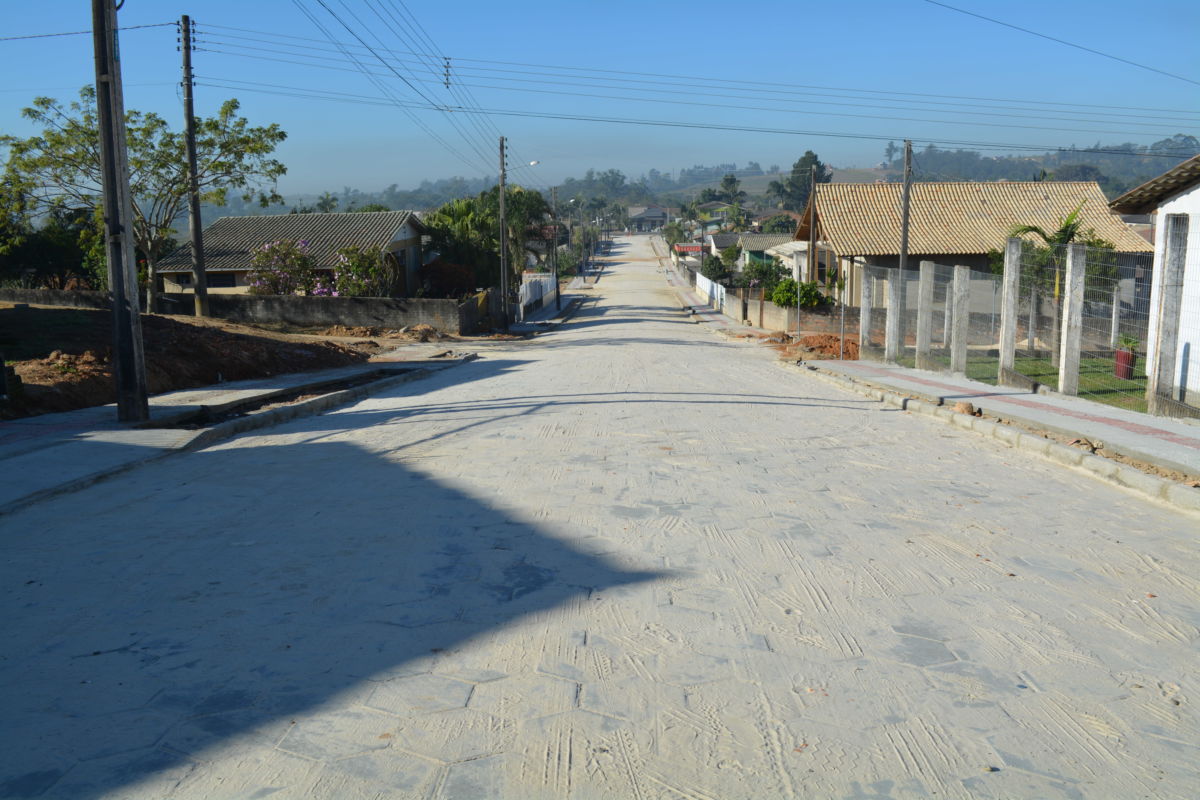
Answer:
xmin=0 ymin=357 xmax=475 ymax=518
xmin=786 ymin=360 xmax=1200 ymax=517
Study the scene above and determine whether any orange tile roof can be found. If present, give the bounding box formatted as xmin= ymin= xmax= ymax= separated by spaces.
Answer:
xmin=797 ymin=181 xmax=1150 ymax=256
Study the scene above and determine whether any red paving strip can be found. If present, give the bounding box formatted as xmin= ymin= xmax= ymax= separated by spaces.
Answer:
xmin=840 ymin=362 xmax=1200 ymax=451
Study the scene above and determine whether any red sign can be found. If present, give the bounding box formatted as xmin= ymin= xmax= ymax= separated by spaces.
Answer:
xmin=674 ymin=244 xmax=703 ymax=252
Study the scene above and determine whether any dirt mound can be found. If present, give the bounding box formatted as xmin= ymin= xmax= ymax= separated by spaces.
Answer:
xmin=2 ymin=306 xmax=371 ymax=419
xmin=321 ymin=324 xmax=392 ymax=338
xmin=798 ymin=334 xmax=858 ymax=360
xmin=397 ymin=324 xmax=453 ymax=342
xmin=770 ymin=333 xmax=859 ymax=361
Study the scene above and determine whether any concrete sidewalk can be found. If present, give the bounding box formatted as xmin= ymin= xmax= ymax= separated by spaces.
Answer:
xmin=0 ymin=355 xmax=471 ymax=517
xmin=659 ymin=258 xmax=1200 ymax=511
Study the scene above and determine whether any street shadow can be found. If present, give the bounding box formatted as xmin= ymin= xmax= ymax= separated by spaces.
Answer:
xmin=0 ymin=403 xmax=661 ymax=798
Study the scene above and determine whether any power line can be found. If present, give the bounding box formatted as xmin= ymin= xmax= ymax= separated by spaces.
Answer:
xmin=194 ymin=75 xmax=1194 ymax=160
xmin=0 ymin=22 xmax=175 ymax=42
xmin=921 ymin=0 xmax=1200 ymax=87
xmin=196 ymin=47 xmax=1191 ymax=140
xmin=195 ymin=37 xmax=1200 ymax=127
xmin=199 ymin=22 xmax=1200 ymax=117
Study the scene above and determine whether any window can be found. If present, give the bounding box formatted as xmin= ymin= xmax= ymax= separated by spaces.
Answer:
xmin=207 ymin=273 xmax=236 ymax=288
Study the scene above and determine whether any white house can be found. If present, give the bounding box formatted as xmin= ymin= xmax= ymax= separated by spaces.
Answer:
xmin=1110 ymin=153 xmax=1200 ymax=413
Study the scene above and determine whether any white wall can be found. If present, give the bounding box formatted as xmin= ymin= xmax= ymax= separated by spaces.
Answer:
xmin=1145 ymin=184 xmax=1200 ymax=400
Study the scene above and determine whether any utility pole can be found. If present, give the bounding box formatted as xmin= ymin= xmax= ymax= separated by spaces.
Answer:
xmin=806 ymin=163 xmax=818 ymax=283
xmin=181 ymin=15 xmax=209 ymax=317
xmin=551 ymin=186 xmax=560 ymax=311
xmin=899 ymin=140 xmax=913 ymax=275
xmin=92 ymin=0 xmax=148 ymax=422
xmin=497 ymin=136 xmax=509 ymax=330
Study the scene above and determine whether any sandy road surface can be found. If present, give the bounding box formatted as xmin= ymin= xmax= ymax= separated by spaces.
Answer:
xmin=2 ymin=235 xmax=1197 ymax=799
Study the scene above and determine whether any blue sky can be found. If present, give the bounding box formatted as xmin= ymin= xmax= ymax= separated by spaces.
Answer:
xmin=2 ymin=1 xmax=1198 ymax=198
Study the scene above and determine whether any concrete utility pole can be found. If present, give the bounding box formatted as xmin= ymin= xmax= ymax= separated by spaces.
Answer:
xmin=178 ymin=14 xmax=210 ymax=316
xmin=180 ymin=15 xmax=210 ymax=317
xmin=497 ymin=136 xmax=509 ymax=330
xmin=897 ymin=140 xmax=913 ymax=362
xmin=899 ymin=140 xmax=913 ymax=275
xmin=551 ymin=186 xmax=560 ymax=311
xmin=93 ymin=0 xmax=148 ymax=422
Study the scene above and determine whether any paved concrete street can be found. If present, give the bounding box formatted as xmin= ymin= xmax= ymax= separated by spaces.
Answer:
xmin=2 ymin=235 xmax=1198 ymax=799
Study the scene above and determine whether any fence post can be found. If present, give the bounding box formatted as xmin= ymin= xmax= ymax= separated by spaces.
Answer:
xmin=916 ymin=260 xmax=935 ymax=370
xmin=859 ymin=269 xmax=873 ymax=354
xmin=1109 ymin=284 xmax=1121 ymax=349
xmin=1147 ymin=214 xmax=1189 ymax=414
xmin=885 ymin=267 xmax=902 ymax=363
xmin=950 ymin=265 xmax=970 ymax=374
xmin=1058 ymin=244 xmax=1085 ymax=395
xmin=998 ymin=237 xmax=1021 ymax=385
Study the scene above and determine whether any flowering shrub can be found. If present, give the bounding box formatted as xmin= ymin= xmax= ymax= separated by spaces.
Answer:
xmin=247 ymin=239 xmax=316 ymax=295
xmin=331 ymin=245 xmax=386 ymax=297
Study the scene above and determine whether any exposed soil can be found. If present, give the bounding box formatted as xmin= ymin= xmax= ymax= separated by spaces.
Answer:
xmin=319 ymin=323 xmax=455 ymax=343
xmin=1 ymin=304 xmax=381 ymax=419
xmin=729 ymin=330 xmax=861 ymax=361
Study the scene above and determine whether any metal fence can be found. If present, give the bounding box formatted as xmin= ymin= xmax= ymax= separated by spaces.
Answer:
xmin=1008 ymin=241 xmax=1153 ymax=410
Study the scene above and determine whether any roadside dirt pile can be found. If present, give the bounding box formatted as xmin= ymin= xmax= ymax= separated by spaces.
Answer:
xmin=2 ymin=305 xmax=370 ymax=419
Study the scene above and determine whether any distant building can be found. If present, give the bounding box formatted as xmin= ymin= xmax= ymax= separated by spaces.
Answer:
xmin=627 ymin=205 xmax=669 ymax=232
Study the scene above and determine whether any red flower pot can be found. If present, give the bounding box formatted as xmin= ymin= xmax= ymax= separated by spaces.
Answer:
xmin=1114 ymin=348 xmax=1136 ymax=380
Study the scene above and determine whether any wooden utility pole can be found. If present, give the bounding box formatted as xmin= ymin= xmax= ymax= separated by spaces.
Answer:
xmin=497 ymin=137 xmax=509 ymax=330
xmin=181 ymin=15 xmax=210 ymax=316
xmin=92 ymin=0 xmax=148 ymax=422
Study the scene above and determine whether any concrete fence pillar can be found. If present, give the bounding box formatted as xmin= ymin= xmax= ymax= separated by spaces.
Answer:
xmin=1058 ymin=244 xmax=1086 ymax=395
xmin=885 ymin=267 xmax=902 ymax=363
xmin=950 ymin=265 xmax=970 ymax=374
xmin=859 ymin=269 xmax=874 ymax=353
xmin=998 ymin=238 xmax=1021 ymax=384
xmin=916 ymin=260 xmax=935 ymax=370
xmin=1109 ymin=284 xmax=1121 ymax=349
xmin=1147 ymin=214 xmax=1189 ymax=414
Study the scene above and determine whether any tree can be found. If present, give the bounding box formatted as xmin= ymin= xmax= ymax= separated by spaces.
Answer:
xmin=719 ymin=173 xmax=746 ymax=205
xmin=315 ymin=192 xmax=339 ymax=213
xmin=884 ymin=141 xmax=898 ymax=166
xmin=351 ymin=203 xmax=392 ymax=213
xmin=700 ymin=254 xmax=728 ymax=283
xmin=761 ymin=214 xmax=795 ymax=234
xmin=662 ymin=222 xmax=685 ymax=248
xmin=1 ymin=87 xmax=287 ymax=304
xmin=1051 ymin=164 xmax=1105 ymax=183
xmin=767 ymin=151 xmax=832 ymax=212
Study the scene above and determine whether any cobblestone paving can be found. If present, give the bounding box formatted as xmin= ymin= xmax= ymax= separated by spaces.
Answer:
xmin=2 ymin=236 xmax=1197 ymax=799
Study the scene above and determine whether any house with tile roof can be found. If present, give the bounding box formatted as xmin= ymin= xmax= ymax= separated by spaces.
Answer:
xmin=157 ymin=210 xmax=425 ymax=296
xmin=627 ymin=205 xmax=670 ymax=232
xmin=1109 ymin=154 xmax=1200 ymax=412
xmin=795 ymin=181 xmax=1151 ymax=304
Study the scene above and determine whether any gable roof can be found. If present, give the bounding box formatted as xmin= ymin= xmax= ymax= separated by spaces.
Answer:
xmin=1109 ymin=153 xmax=1200 ymax=214
xmin=739 ymin=233 xmax=793 ymax=252
xmin=796 ymin=181 xmax=1150 ymax=257
xmin=158 ymin=211 xmax=423 ymax=273
xmin=707 ymin=232 xmax=740 ymax=250
xmin=628 ymin=205 xmax=669 ymax=218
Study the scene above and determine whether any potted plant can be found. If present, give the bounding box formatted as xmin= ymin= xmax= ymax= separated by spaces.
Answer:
xmin=1114 ymin=334 xmax=1138 ymax=380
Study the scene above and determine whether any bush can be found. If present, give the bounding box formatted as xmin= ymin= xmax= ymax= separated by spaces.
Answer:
xmin=247 ymin=239 xmax=316 ymax=295
xmin=700 ymin=255 xmax=728 ymax=283
xmin=771 ymin=278 xmax=826 ymax=308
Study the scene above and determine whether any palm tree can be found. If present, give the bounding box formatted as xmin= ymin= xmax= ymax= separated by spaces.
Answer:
xmin=1009 ymin=201 xmax=1085 ymax=365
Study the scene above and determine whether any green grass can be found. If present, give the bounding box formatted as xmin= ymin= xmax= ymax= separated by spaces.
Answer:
xmin=893 ymin=350 xmax=1148 ymax=413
